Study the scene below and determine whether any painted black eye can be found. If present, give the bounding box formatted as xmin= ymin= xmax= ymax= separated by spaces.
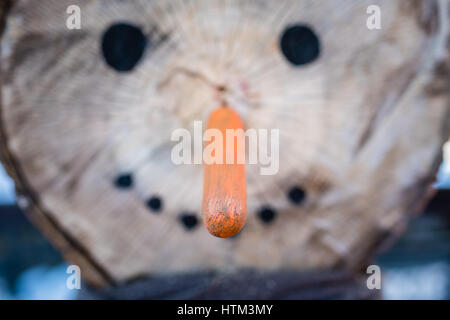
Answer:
xmin=288 ymin=186 xmax=306 ymax=205
xmin=280 ymin=25 xmax=320 ymax=66
xmin=101 ymin=22 xmax=147 ymax=72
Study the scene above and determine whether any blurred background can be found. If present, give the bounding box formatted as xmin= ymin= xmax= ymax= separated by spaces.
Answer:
xmin=0 ymin=140 xmax=449 ymax=300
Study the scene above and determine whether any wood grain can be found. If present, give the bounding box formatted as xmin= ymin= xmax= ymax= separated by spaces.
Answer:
xmin=0 ymin=0 xmax=448 ymax=287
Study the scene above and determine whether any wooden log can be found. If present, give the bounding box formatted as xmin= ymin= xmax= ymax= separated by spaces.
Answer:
xmin=0 ymin=0 xmax=449 ymax=288
xmin=79 ymin=269 xmax=379 ymax=300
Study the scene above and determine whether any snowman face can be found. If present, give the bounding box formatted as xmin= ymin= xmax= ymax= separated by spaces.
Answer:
xmin=1 ymin=0 xmax=446 ymax=284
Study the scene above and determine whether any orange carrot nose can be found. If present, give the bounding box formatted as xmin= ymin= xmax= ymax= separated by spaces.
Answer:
xmin=202 ymin=106 xmax=247 ymax=238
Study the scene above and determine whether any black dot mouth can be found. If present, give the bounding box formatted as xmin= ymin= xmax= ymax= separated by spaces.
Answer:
xmin=180 ymin=213 xmax=199 ymax=230
xmin=146 ymin=196 xmax=163 ymax=212
xmin=258 ymin=206 xmax=277 ymax=224
xmin=114 ymin=173 xmax=133 ymax=189
xmin=288 ymin=186 xmax=306 ymax=205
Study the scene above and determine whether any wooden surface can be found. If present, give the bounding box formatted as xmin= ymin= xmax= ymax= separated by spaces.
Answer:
xmin=0 ymin=0 xmax=449 ymax=287
xmin=79 ymin=269 xmax=379 ymax=300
